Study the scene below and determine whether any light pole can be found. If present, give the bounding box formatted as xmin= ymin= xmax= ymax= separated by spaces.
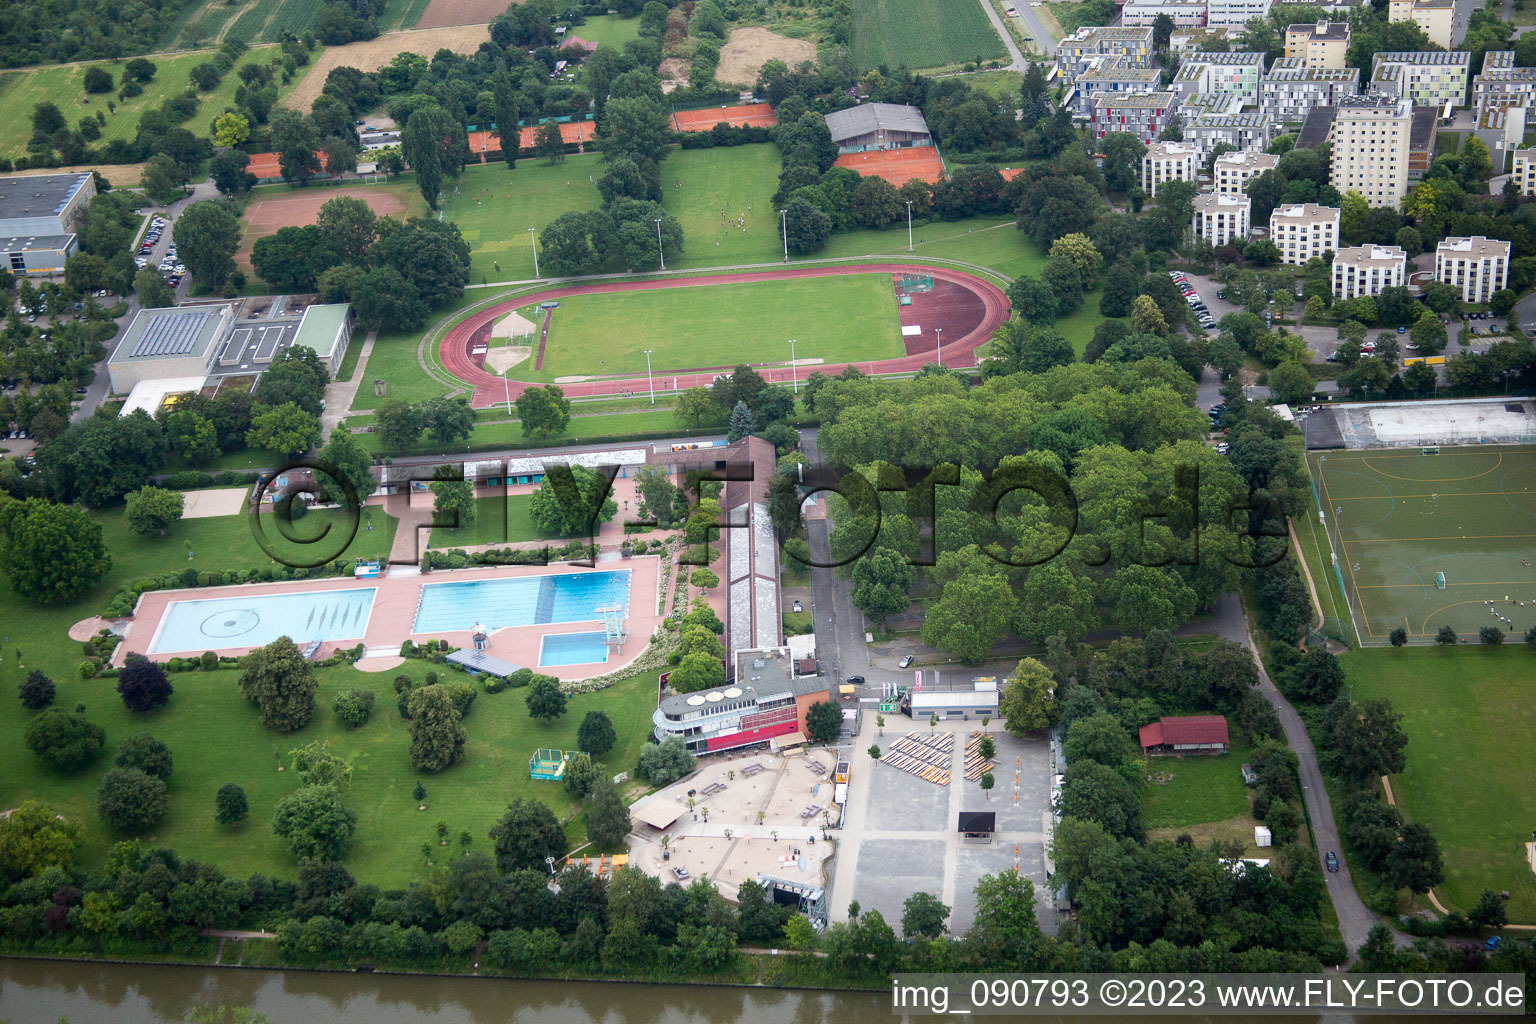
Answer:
xmin=654 ymin=217 xmax=666 ymax=271
xmin=528 ymin=226 xmax=539 ymax=278
xmin=779 ymin=208 xmax=788 ymax=262
xmin=503 ymin=366 xmax=512 ymax=416
xmin=935 ymin=327 xmax=943 ymax=368
xmin=905 ymin=200 xmax=914 ymax=252
xmin=644 ymin=348 xmax=655 ymax=405
xmin=788 ymin=338 xmax=798 ymax=392
xmin=544 ymin=855 xmax=556 ymax=877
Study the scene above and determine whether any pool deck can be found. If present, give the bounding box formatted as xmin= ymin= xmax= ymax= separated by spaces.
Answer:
xmin=116 ymin=557 xmax=666 ymax=682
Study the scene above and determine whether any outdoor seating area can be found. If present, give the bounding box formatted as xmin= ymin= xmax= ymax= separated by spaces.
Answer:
xmin=700 ymin=781 xmax=728 ymax=797
xmin=799 ymin=803 xmax=824 ymax=820
xmin=882 ymin=733 xmax=954 ymax=786
xmin=963 ymin=731 xmax=995 ymax=781
xmin=671 ymin=866 xmax=691 ymax=881
xmin=807 ymin=759 xmax=828 ymax=775
xmin=740 ymin=763 xmax=767 ymax=778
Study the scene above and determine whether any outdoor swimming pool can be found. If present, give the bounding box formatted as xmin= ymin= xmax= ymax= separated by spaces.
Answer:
xmin=538 ymin=632 xmax=611 ymax=667
xmin=412 ymin=569 xmax=631 ymax=634
xmin=149 ymin=588 xmax=377 ymax=654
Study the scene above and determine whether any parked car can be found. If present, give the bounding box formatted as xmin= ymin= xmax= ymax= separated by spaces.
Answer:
xmin=1486 ymin=936 xmax=1503 ymax=951
xmin=898 ymin=654 xmax=914 ymax=668
xmin=1397 ymin=325 xmax=1406 ymax=333
xmin=845 ymin=675 xmax=865 ymax=686
xmin=1325 ymin=852 xmax=1339 ymax=872
xmin=1215 ymin=442 xmax=1229 ymax=454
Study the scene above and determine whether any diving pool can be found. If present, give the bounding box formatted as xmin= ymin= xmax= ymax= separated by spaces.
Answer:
xmin=412 ymin=569 xmax=630 ymax=634
xmin=538 ymin=631 xmax=611 ymax=667
xmin=149 ymin=588 xmax=377 ymax=654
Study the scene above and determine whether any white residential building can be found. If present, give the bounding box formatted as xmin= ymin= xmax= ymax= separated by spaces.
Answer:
xmin=1436 ymin=236 xmax=1511 ymax=303
xmin=1173 ymin=52 xmax=1266 ymax=110
xmin=1330 ymin=95 xmax=1412 ymax=210
xmin=1121 ymin=0 xmax=1206 ymax=26
xmin=1260 ymin=59 xmax=1361 ymax=125
xmin=1208 ymin=0 xmax=1275 ymax=28
xmin=1184 ymin=112 xmax=1274 ymax=161
xmin=1193 ymin=192 xmax=1252 ymax=246
xmin=1142 ymin=142 xmax=1200 ymax=196
xmin=1269 ymin=203 xmax=1340 ymax=265
xmin=1388 ymin=0 xmax=1454 ymax=50
xmin=1331 ymin=245 xmax=1407 ymax=300
xmin=1213 ymin=150 xmax=1279 ymax=194
xmin=1473 ymin=52 xmax=1536 ymax=120
xmin=1370 ymin=51 xmax=1471 ymax=108
xmin=1511 ymin=147 xmax=1536 ymax=197
xmin=1283 ymin=21 xmax=1350 ymax=69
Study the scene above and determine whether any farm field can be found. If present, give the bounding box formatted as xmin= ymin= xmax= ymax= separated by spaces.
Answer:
xmin=1343 ymin=646 xmax=1536 ymax=922
xmin=384 ymin=0 xmax=438 ymax=31
xmin=1141 ymin=743 xmax=1253 ymax=830
xmin=520 ymin=273 xmax=904 ymax=382
xmin=849 ymin=0 xmax=1006 ymax=70
xmin=715 ymin=27 xmax=817 ymax=86
xmin=0 ymin=44 xmax=278 ymax=162
xmin=161 ymin=0 xmax=326 ymax=49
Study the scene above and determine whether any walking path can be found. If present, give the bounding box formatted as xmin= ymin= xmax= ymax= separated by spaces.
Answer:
xmin=321 ymin=330 xmax=376 ymax=440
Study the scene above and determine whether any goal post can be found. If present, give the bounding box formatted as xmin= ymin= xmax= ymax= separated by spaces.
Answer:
xmin=1436 ymin=572 xmax=1446 ymax=589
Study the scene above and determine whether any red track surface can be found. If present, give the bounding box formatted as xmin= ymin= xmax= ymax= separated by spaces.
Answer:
xmin=440 ymin=264 xmax=1009 ymax=408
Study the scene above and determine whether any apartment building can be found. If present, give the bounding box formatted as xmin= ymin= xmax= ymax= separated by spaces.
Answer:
xmin=1330 ymin=95 xmax=1412 ymax=209
xmin=1370 ymin=51 xmax=1471 ymax=108
xmin=1091 ymin=92 xmax=1177 ymax=145
xmin=1511 ymin=148 xmax=1536 ymax=197
xmin=1056 ymin=26 xmax=1154 ymax=79
xmin=1436 ymin=236 xmax=1510 ymax=303
xmin=1071 ymin=56 xmax=1163 ymax=117
xmin=1207 ymin=0 xmax=1275 ymax=27
xmin=1273 ymin=0 xmax=1367 ymax=13
xmin=1269 ymin=204 xmax=1340 ymax=265
xmin=1184 ymin=112 xmax=1274 ymax=161
xmin=1193 ymin=192 xmax=1252 ymax=246
xmin=1260 ymin=58 xmax=1360 ymax=125
xmin=1331 ymin=245 xmax=1407 ymax=301
xmin=1173 ymin=52 xmax=1266 ymax=109
xmin=1283 ymin=21 xmax=1350 ymax=69
xmin=1473 ymin=52 xmax=1536 ymax=119
xmin=1121 ymin=0 xmax=1206 ymax=26
xmin=1142 ymin=142 xmax=1200 ymax=196
xmin=1388 ymin=0 xmax=1454 ymax=50
xmin=1171 ymin=27 xmax=1235 ymax=53
xmin=1213 ymin=150 xmax=1279 ymax=194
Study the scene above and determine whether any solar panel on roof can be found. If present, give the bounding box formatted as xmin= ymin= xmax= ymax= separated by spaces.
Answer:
xmin=130 ymin=311 xmax=207 ymax=358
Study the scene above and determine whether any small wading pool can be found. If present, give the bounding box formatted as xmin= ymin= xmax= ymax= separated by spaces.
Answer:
xmin=149 ymin=588 xmax=376 ymax=654
xmin=538 ymin=631 xmax=611 ymax=667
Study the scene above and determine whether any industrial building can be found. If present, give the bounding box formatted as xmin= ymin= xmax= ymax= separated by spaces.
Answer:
xmin=651 ymin=645 xmax=830 ymax=754
xmin=0 ymin=171 xmax=96 ymax=275
xmin=900 ymin=676 xmax=1000 ymax=721
xmin=823 ymin=103 xmax=932 ymax=154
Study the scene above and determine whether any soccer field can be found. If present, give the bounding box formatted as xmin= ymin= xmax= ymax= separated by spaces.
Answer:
xmin=1308 ymin=446 xmax=1536 ymax=643
xmin=510 ymin=273 xmax=904 ymax=382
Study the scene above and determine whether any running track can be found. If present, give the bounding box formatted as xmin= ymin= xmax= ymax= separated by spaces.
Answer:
xmin=440 ymin=263 xmax=1010 ymax=408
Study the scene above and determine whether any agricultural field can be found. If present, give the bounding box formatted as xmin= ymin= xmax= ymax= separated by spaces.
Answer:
xmin=1343 ymin=646 xmax=1536 ymax=922
xmin=160 ymin=0 xmax=326 ymax=50
xmin=284 ymin=25 xmax=491 ymax=109
xmin=849 ymin=0 xmax=1006 ymax=70
xmin=0 ymin=44 xmax=279 ymax=162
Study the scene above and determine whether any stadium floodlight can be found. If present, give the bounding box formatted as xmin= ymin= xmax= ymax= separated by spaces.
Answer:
xmin=655 ymin=218 xmax=666 ymax=271
xmin=935 ymin=327 xmax=943 ymax=369
xmin=789 ymin=339 xmax=798 ymax=392
xmin=644 ymin=349 xmax=655 ymax=406
xmin=528 ymin=227 xmax=539 ymax=278
xmin=905 ymin=200 xmax=914 ymax=252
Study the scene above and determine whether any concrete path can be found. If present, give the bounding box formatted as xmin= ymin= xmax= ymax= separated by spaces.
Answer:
xmin=321 ymin=330 xmax=376 ymax=440
xmin=976 ymin=0 xmax=1029 ymax=69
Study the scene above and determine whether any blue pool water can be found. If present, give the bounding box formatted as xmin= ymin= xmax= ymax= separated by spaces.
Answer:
xmin=539 ymin=631 xmax=611 ymax=667
xmin=150 ymin=588 xmax=377 ymax=654
xmin=412 ymin=570 xmax=631 ymax=634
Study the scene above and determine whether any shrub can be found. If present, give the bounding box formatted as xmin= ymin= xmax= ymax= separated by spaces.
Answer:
xmin=25 ymin=709 xmax=105 ymax=773
xmin=216 ymin=783 xmax=249 ymax=825
xmin=117 ymin=655 xmax=173 ymax=713
xmin=96 ymin=767 xmax=169 ymax=833
xmin=18 ymin=669 xmax=55 ymax=709
xmin=333 ymin=689 xmax=376 ymax=729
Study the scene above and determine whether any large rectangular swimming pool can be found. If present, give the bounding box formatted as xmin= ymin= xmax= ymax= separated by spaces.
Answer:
xmin=150 ymin=588 xmax=377 ymax=655
xmin=412 ymin=569 xmax=631 ymax=635
xmin=538 ymin=631 xmax=611 ymax=667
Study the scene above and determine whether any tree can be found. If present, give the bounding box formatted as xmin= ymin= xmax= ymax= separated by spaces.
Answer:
xmin=490 ymin=798 xmax=566 ymax=872
xmin=1048 ymin=233 xmax=1103 ymax=290
xmin=1387 ymin=821 xmax=1444 ymax=906
xmin=141 ymin=155 xmax=187 ymax=206
xmin=562 ymin=751 xmax=598 ymax=798
xmin=1389 ymin=627 xmax=1408 ymax=647
xmin=536 ymin=121 xmax=564 ymax=162
xmin=375 ymin=399 xmax=422 ymax=449
xmin=96 ymin=767 xmax=168 ymax=833
xmin=805 ymin=700 xmax=843 ymax=744
xmin=999 ymin=658 xmax=1058 ymax=736
xmin=1410 ymin=311 xmax=1447 ymax=355
xmin=349 ymin=266 xmax=428 ymax=332
xmin=690 ymin=567 xmax=719 ymax=589
xmin=406 ymin=685 xmax=467 ymax=772
xmin=247 ymin=402 xmax=321 ymax=455
xmin=1059 ymin=760 xmax=1143 ymax=840
xmin=586 ymin=775 xmax=631 ymax=847
xmin=401 ymin=105 xmax=464 ymax=207
xmin=1288 ymin=648 xmax=1344 ymax=705
xmin=901 ymin=891 xmax=949 ymax=938
xmin=316 ymin=429 xmax=375 ymax=508
xmin=782 ymin=196 xmax=830 ymax=253
xmin=921 ymin=573 xmax=1016 ymax=665
xmin=210 ymin=149 xmax=256 ymax=196
xmin=0 ymin=498 xmax=111 ymax=604
xmin=1480 ymin=626 xmax=1505 ymax=646
xmin=567 ymin=711 xmax=618 ymax=760
xmin=270 ymin=108 xmax=321 ymax=184
xmin=1099 ymin=132 xmax=1146 ymax=194
xmin=134 ymin=267 xmax=174 ymax=309
xmin=429 ymin=473 xmax=475 ymax=531
xmin=727 ymin=400 xmax=755 ymax=442
xmin=1436 ymin=625 xmax=1459 ymax=645
xmin=637 ymin=735 xmax=696 ymax=785
xmin=239 ymin=637 xmax=318 ymax=732
xmin=669 ymin=651 xmax=726 ymax=693
xmin=0 ymin=801 xmax=81 ymax=881
xmin=528 ymin=464 xmax=618 ymax=537
xmin=215 ymin=783 xmax=248 ymax=826
xmin=174 ymin=200 xmax=242 ymax=292
xmin=272 ymin=785 xmax=356 ymax=862
xmin=114 ymin=733 xmax=172 ymax=782
xmin=674 ymin=388 xmax=723 ymax=428
xmin=1471 ymin=889 xmax=1508 ymax=930
xmin=124 ymin=485 xmax=184 ymax=536
xmin=24 ymin=709 xmax=104 ymax=773
xmin=1065 ymin=712 xmax=1135 ymax=768
xmin=849 ymin=546 xmax=915 ymax=622
xmin=514 ymin=385 xmax=571 ymax=441
xmin=525 ymin=678 xmax=568 ymax=723
xmin=1330 ymin=698 xmax=1408 ymax=784
xmin=18 ymin=669 xmax=55 ymax=710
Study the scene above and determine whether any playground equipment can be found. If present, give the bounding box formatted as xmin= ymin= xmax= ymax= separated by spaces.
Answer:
xmin=530 ymin=748 xmax=579 ymax=781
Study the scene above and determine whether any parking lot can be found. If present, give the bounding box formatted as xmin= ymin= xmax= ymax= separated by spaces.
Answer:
xmin=133 ymin=213 xmax=184 ymax=290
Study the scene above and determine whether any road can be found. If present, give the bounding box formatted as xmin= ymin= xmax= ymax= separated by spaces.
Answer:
xmin=977 ymin=0 xmax=1029 ymax=68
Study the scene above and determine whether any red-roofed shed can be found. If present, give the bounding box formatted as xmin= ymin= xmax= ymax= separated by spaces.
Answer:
xmin=1139 ymin=715 xmax=1229 ymax=756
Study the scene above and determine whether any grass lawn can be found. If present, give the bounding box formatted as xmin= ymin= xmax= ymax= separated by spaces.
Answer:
xmin=442 ymin=156 xmax=605 ymax=283
xmin=960 ymin=69 xmax=1025 ymax=102
xmin=0 ymin=45 xmax=279 ymax=162
xmin=1342 ymin=645 xmax=1536 ymax=922
xmin=572 ymin=14 xmax=642 ymax=47
xmin=428 ymin=493 xmax=552 ymax=547
xmin=822 ymin=216 xmax=1042 ymax=279
xmin=849 ymin=0 xmax=1006 ymax=69
xmin=1141 ymin=743 xmax=1253 ymax=830
xmin=352 ymin=406 xmax=690 ymax=455
xmin=663 ymin=144 xmax=786 ymax=270
xmin=1057 ymin=288 xmax=1111 ymax=357
xmin=524 ymin=273 xmax=903 ymax=381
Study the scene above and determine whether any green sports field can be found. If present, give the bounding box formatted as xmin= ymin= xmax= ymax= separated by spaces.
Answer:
xmin=515 ymin=273 xmax=904 ymax=382
xmin=571 ymin=14 xmax=642 ymax=48
xmin=1308 ymin=446 xmax=1536 ymax=643
xmin=1343 ymin=646 xmax=1536 ymax=922
xmin=442 ymin=157 xmax=605 ymax=283
xmin=850 ymin=0 xmax=1007 ymax=69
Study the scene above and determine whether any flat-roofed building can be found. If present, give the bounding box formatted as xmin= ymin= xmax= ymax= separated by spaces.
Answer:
xmin=1331 ymin=244 xmax=1407 ymax=300
xmin=651 ymin=646 xmax=830 ymax=754
xmin=1436 ymin=235 xmax=1510 ymax=303
xmin=1214 ymin=150 xmax=1279 ymax=194
xmin=823 ymin=103 xmax=931 ymax=153
xmin=1184 ymin=111 xmax=1274 ymax=161
xmin=1260 ymin=58 xmax=1360 ymax=125
xmin=1474 ymin=52 xmax=1536 ymax=120
xmin=1121 ymin=0 xmax=1206 ymax=26
xmin=1370 ymin=51 xmax=1471 ymax=108
xmin=1388 ymin=0 xmax=1454 ymax=50
xmin=1142 ymin=141 xmax=1200 ymax=196
xmin=1056 ymin=26 xmax=1153 ymax=79
xmin=1208 ymin=0 xmax=1275 ymax=27
xmin=1171 ymin=26 xmax=1234 ymax=53
xmin=1091 ymin=91 xmax=1176 ymax=145
xmin=1173 ymin=51 xmax=1266 ymax=109
xmin=1284 ymin=21 xmax=1350 ymax=69
xmin=1331 ymin=94 xmax=1412 ymax=209
xmin=107 ymin=305 xmax=235 ymax=395
xmin=1512 ymin=147 xmax=1536 ymax=196
xmin=0 ymin=171 xmax=96 ymax=275
xmin=1269 ymin=203 xmax=1340 ymax=265
xmin=1071 ymin=55 xmax=1163 ymax=116
xmin=1193 ymin=192 xmax=1252 ymax=245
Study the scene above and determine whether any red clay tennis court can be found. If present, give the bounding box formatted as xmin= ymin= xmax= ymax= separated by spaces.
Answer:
xmin=672 ymin=103 xmax=778 ymax=132
xmin=833 ymin=145 xmax=947 ymax=186
xmin=238 ymin=187 xmax=409 ymax=265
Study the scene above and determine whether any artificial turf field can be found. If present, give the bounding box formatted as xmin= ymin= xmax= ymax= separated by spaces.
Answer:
xmin=1308 ymin=446 xmax=1536 ymax=643
xmin=509 ymin=272 xmax=905 ymax=381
